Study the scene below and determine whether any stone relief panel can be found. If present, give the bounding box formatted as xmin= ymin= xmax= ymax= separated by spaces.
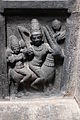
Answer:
xmin=6 ymin=16 xmax=66 ymax=97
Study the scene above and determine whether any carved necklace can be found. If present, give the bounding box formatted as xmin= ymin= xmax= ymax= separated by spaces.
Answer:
xmin=33 ymin=44 xmax=44 ymax=51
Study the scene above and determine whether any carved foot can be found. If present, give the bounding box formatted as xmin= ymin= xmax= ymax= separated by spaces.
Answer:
xmin=20 ymin=74 xmax=32 ymax=83
xmin=31 ymin=78 xmax=44 ymax=91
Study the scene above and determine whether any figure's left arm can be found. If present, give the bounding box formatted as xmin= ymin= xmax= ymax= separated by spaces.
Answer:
xmin=43 ymin=26 xmax=64 ymax=58
xmin=45 ymin=42 xmax=64 ymax=58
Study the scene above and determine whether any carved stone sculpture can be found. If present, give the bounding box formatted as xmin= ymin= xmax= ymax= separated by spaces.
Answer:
xmin=6 ymin=35 xmax=32 ymax=94
xmin=52 ymin=19 xmax=66 ymax=44
xmin=6 ymin=18 xmax=64 ymax=96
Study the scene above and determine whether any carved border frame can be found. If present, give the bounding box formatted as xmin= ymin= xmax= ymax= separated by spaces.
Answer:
xmin=0 ymin=0 xmax=77 ymax=99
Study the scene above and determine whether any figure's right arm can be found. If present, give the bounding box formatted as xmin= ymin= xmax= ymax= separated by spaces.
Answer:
xmin=18 ymin=26 xmax=31 ymax=48
xmin=18 ymin=26 xmax=30 ymax=41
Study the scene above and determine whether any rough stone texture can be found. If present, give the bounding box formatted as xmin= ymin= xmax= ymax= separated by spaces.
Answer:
xmin=6 ymin=13 xmax=66 ymax=95
xmin=61 ymin=11 xmax=78 ymax=95
xmin=2 ymin=0 xmax=69 ymax=9
xmin=0 ymin=0 xmax=80 ymax=120
xmin=75 ymin=26 xmax=80 ymax=107
xmin=60 ymin=0 xmax=79 ymax=96
xmin=74 ymin=0 xmax=80 ymax=107
xmin=0 ymin=0 xmax=76 ymax=98
xmin=0 ymin=98 xmax=80 ymax=120
xmin=0 ymin=14 xmax=8 ymax=98
xmin=0 ymin=0 xmax=68 ymax=98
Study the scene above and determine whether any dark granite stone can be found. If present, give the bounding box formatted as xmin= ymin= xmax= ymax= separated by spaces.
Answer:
xmin=0 ymin=14 xmax=8 ymax=98
xmin=0 ymin=0 xmax=80 ymax=120
xmin=0 ymin=0 xmax=78 ymax=100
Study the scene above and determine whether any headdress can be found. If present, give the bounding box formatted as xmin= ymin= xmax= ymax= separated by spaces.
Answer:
xmin=30 ymin=19 xmax=42 ymax=35
xmin=9 ymin=35 xmax=19 ymax=49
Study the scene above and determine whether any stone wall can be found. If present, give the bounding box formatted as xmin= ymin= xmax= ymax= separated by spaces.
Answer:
xmin=0 ymin=0 xmax=79 ymax=102
xmin=74 ymin=0 xmax=80 ymax=107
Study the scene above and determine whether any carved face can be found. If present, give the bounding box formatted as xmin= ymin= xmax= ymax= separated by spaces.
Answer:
xmin=11 ymin=39 xmax=20 ymax=54
xmin=11 ymin=44 xmax=20 ymax=54
xmin=30 ymin=33 xmax=43 ymax=46
xmin=9 ymin=35 xmax=20 ymax=54
xmin=52 ymin=19 xmax=61 ymax=31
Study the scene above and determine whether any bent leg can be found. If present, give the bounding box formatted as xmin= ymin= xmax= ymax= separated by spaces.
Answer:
xmin=20 ymin=74 xmax=32 ymax=83
xmin=31 ymin=78 xmax=44 ymax=90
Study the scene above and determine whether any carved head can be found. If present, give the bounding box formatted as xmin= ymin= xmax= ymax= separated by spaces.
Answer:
xmin=30 ymin=19 xmax=43 ymax=46
xmin=9 ymin=35 xmax=20 ymax=54
xmin=52 ymin=19 xmax=61 ymax=31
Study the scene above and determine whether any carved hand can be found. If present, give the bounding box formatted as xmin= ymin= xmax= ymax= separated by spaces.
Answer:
xmin=57 ymin=30 xmax=66 ymax=40
xmin=20 ymin=47 xmax=27 ymax=54
xmin=8 ymin=56 xmax=15 ymax=63
xmin=15 ymin=53 xmax=23 ymax=61
xmin=27 ymin=47 xmax=34 ymax=56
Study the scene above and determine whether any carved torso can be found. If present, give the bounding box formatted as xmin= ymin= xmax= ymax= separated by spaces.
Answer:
xmin=30 ymin=43 xmax=48 ymax=67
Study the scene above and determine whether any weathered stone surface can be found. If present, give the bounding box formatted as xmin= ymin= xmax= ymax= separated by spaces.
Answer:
xmin=74 ymin=2 xmax=80 ymax=106
xmin=68 ymin=0 xmax=80 ymax=107
xmin=60 ymin=0 xmax=80 ymax=97
xmin=0 ymin=14 xmax=8 ymax=98
xmin=0 ymin=0 xmax=76 ymax=98
xmin=0 ymin=0 xmax=75 ymax=98
xmin=75 ymin=26 xmax=80 ymax=106
xmin=0 ymin=98 xmax=80 ymax=120
xmin=0 ymin=0 xmax=79 ymax=120
xmin=6 ymin=16 xmax=65 ymax=95
xmin=2 ymin=0 xmax=69 ymax=9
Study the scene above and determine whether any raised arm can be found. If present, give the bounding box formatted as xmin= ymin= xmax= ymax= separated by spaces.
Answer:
xmin=18 ymin=26 xmax=31 ymax=48
xmin=43 ymin=26 xmax=61 ymax=55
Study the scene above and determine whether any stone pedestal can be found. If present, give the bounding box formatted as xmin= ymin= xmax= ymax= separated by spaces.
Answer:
xmin=0 ymin=97 xmax=80 ymax=120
